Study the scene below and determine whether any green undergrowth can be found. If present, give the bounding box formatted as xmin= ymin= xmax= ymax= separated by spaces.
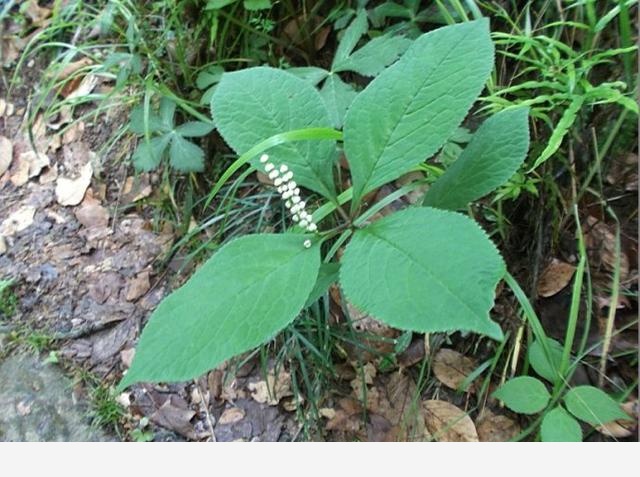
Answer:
xmin=6 ymin=0 xmax=637 ymax=441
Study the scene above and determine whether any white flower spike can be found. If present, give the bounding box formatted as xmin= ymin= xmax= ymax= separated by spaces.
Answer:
xmin=259 ymin=154 xmax=319 ymax=234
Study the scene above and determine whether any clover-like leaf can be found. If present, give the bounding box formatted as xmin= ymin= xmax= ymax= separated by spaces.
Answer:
xmin=528 ymin=337 xmax=564 ymax=383
xmin=169 ymin=134 xmax=205 ymax=172
xmin=119 ymin=234 xmax=321 ymax=389
xmin=541 ymin=406 xmax=583 ymax=442
xmin=132 ymin=135 xmax=170 ymax=171
xmin=493 ymin=376 xmax=550 ymax=414
xmin=175 ymin=121 xmax=215 ymax=137
xmin=564 ymin=386 xmax=630 ymax=426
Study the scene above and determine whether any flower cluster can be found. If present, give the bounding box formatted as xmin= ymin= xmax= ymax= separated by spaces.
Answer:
xmin=260 ymin=154 xmax=317 ymax=233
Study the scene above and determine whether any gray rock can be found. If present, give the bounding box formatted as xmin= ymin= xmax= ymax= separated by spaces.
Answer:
xmin=0 ymin=353 xmax=110 ymax=441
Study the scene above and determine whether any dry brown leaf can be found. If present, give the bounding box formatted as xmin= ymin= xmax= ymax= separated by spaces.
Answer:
xmin=475 ymin=408 xmax=521 ymax=442
xmin=120 ymin=348 xmax=135 ymax=369
xmin=584 ymin=216 xmax=629 ymax=280
xmin=379 ymin=373 xmax=428 ymax=441
xmin=125 ymin=271 xmax=151 ymax=301
xmin=9 ymin=154 xmax=30 ymax=187
xmin=149 ymin=397 xmax=196 ymax=440
xmin=325 ymin=398 xmax=363 ymax=433
xmin=606 ymin=153 xmax=638 ymax=191
xmin=398 ymin=336 xmax=425 ymax=368
xmin=218 ymin=407 xmax=246 ymax=425
xmin=123 ymin=175 xmax=153 ymax=203
xmin=319 ymin=408 xmax=336 ymax=419
xmin=248 ymin=370 xmax=293 ymax=405
xmin=21 ymin=151 xmax=50 ymax=179
xmin=0 ymin=136 xmax=12 ymax=176
xmin=24 ymin=0 xmax=52 ymax=26
xmin=62 ymin=121 xmax=85 ymax=144
xmin=596 ymin=400 xmax=637 ymax=438
xmin=75 ymin=194 xmax=109 ymax=229
xmin=1 ymin=36 xmax=25 ymax=68
xmin=537 ymin=259 xmax=577 ymax=297
xmin=62 ymin=74 xmax=98 ymax=100
xmin=432 ymin=348 xmax=477 ymax=392
xmin=1 ymin=206 xmax=36 ymax=236
xmin=55 ymin=161 xmax=93 ymax=206
xmin=423 ymin=400 xmax=479 ymax=442
xmin=48 ymin=58 xmax=93 ymax=82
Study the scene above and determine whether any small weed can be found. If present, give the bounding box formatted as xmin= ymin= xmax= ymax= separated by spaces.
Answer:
xmin=0 ymin=279 xmax=17 ymax=318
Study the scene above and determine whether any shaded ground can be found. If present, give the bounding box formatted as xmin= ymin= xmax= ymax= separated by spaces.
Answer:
xmin=0 ymin=352 xmax=108 ymax=441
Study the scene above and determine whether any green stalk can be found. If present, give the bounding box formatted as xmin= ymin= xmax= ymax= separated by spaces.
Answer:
xmin=203 ymin=127 xmax=343 ymax=210
xmin=617 ymin=0 xmax=634 ymax=88
xmin=556 ymin=206 xmax=586 ymax=386
xmin=598 ymin=223 xmax=621 ymax=388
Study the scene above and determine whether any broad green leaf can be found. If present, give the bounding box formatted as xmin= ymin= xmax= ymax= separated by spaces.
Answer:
xmin=343 ymin=19 xmax=494 ymax=207
xmin=340 ymin=207 xmax=505 ymax=340
xmin=132 ymin=135 xmax=170 ymax=171
xmin=205 ymin=0 xmax=237 ymax=9
xmin=305 ymin=262 xmax=340 ymax=307
xmin=243 ymin=0 xmax=271 ymax=10
xmin=530 ymin=95 xmax=583 ymax=170
xmin=334 ymin=34 xmax=412 ymax=76
xmin=119 ymin=234 xmax=321 ymax=388
xmin=564 ymin=386 xmax=629 ymax=425
xmin=169 ymin=134 xmax=205 ymax=172
xmin=287 ymin=67 xmax=329 ymax=86
xmin=196 ymin=65 xmax=224 ymax=89
xmin=332 ymin=9 xmax=368 ymax=68
xmin=423 ymin=108 xmax=530 ymax=210
xmin=541 ymin=407 xmax=583 ymax=442
xmin=528 ymin=337 xmax=563 ymax=383
xmin=493 ymin=376 xmax=550 ymax=414
xmin=211 ymin=67 xmax=336 ymax=198
xmin=129 ymin=106 xmax=164 ymax=135
xmin=175 ymin=121 xmax=215 ymax=137
xmin=320 ymin=74 xmax=358 ymax=128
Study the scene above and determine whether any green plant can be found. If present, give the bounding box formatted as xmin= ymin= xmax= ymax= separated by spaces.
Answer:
xmin=130 ymin=98 xmax=214 ymax=172
xmin=118 ymin=19 xmax=531 ymax=390
xmin=493 ymin=357 xmax=631 ymax=442
xmin=0 ymin=279 xmax=17 ymax=318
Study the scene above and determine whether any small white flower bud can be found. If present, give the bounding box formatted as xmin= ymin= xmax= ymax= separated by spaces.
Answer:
xmin=292 ymin=214 xmax=299 ymax=222
xmin=285 ymin=200 xmax=292 ymax=209
xmin=282 ymin=190 xmax=292 ymax=199
xmin=291 ymin=196 xmax=300 ymax=204
xmin=294 ymin=188 xmax=300 ymax=196
xmin=268 ymin=169 xmax=279 ymax=180
xmin=265 ymin=162 xmax=274 ymax=172
xmin=287 ymin=181 xmax=297 ymax=190
xmin=303 ymin=239 xmax=312 ymax=249
xmin=274 ymin=177 xmax=283 ymax=186
xmin=300 ymin=219 xmax=309 ymax=227
xmin=307 ymin=223 xmax=317 ymax=232
xmin=298 ymin=201 xmax=306 ymax=209
xmin=277 ymin=185 xmax=287 ymax=193
xmin=260 ymin=154 xmax=269 ymax=163
xmin=279 ymin=164 xmax=288 ymax=173
xmin=282 ymin=171 xmax=294 ymax=182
